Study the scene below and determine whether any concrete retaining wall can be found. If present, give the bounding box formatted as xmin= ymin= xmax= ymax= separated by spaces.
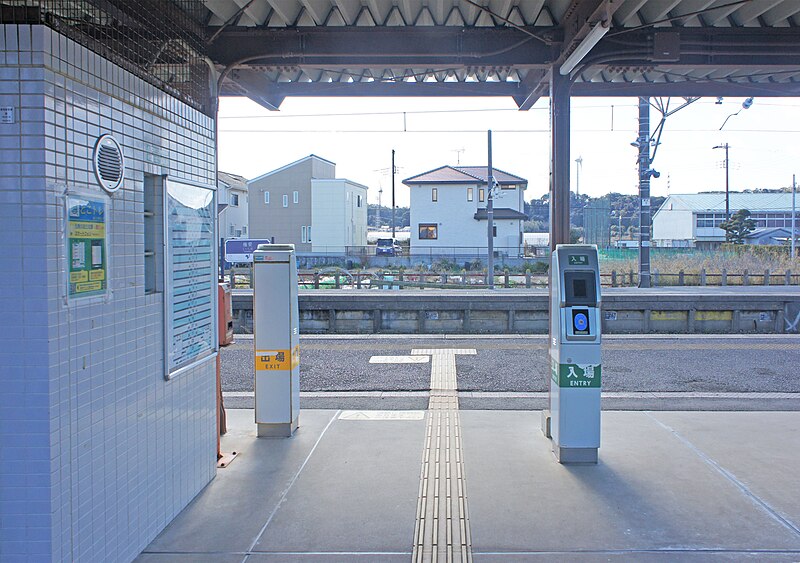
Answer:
xmin=232 ymin=288 xmax=800 ymax=335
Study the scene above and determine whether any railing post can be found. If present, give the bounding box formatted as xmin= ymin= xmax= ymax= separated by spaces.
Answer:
xmin=356 ymin=272 xmax=362 ymax=289
xmin=462 ymin=269 xmax=467 ymax=285
xmin=653 ymin=268 xmax=659 ymax=287
xmin=700 ymin=268 xmax=706 ymax=286
xmin=525 ymin=269 xmax=531 ymax=288
xmin=335 ymin=273 xmax=340 ymax=289
xmin=314 ymin=271 xmax=320 ymax=289
xmin=504 ymin=269 xmax=509 ymax=288
xmin=611 ymin=270 xmax=617 ymax=287
xmin=764 ymin=269 xmax=770 ymax=286
xmin=629 ymin=270 xmax=634 ymax=286
xmin=678 ymin=270 xmax=685 ymax=286
xmin=229 ymin=270 xmax=235 ymax=289
xmin=786 ymin=270 xmax=792 ymax=286
xmin=443 ymin=273 xmax=448 ymax=285
xmin=743 ymin=269 xmax=749 ymax=286
xmin=721 ymin=269 xmax=727 ymax=286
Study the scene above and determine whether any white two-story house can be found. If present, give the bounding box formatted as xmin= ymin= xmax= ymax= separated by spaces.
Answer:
xmin=403 ymin=165 xmax=528 ymax=256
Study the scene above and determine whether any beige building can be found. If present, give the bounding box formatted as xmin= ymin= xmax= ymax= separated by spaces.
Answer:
xmin=248 ymin=155 xmax=368 ymax=253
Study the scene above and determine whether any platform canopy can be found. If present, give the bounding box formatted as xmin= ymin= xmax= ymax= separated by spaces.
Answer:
xmin=7 ymin=1 xmax=799 ymax=114
xmin=196 ymin=0 xmax=800 ymax=110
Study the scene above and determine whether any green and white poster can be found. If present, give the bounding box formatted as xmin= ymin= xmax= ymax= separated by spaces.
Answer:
xmin=67 ymin=195 xmax=108 ymax=299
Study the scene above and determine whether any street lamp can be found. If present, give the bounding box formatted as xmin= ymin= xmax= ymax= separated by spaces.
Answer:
xmin=712 ymin=143 xmax=731 ymax=241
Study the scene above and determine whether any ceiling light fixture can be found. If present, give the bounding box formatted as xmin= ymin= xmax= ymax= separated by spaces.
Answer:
xmin=560 ymin=22 xmax=609 ymax=76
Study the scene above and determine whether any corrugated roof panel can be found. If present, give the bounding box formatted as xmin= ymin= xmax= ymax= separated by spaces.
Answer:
xmin=663 ymin=192 xmax=797 ymax=211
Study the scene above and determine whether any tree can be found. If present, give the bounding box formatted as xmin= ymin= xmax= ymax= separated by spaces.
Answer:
xmin=720 ymin=209 xmax=756 ymax=244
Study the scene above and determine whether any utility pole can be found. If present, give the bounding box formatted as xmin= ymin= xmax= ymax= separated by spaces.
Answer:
xmin=575 ymin=156 xmax=583 ymax=197
xmin=637 ymin=97 xmax=651 ymax=288
xmin=792 ymin=174 xmax=797 ymax=258
xmin=713 ymin=143 xmax=731 ymax=241
xmin=391 ymin=149 xmax=396 ymax=238
xmin=487 ymin=130 xmax=495 ymax=289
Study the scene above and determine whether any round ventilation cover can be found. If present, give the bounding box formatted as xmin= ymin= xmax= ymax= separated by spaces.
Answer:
xmin=93 ymin=134 xmax=125 ymax=193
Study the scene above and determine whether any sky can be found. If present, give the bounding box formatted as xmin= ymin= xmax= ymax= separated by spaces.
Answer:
xmin=217 ymin=95 xmax=800 ymax=208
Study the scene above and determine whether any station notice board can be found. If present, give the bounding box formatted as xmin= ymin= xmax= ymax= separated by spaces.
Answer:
xmin=165 ymin=179 xmax=217 ymax=378
xmin=67 ymin=194 xmax=108 ymax=299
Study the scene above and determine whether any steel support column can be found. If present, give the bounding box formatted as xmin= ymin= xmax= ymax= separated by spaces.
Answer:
xmin=637 ymin=97 xmax=651 ymax=288
xmin=550 ymin=70 xmax=571 ymax=250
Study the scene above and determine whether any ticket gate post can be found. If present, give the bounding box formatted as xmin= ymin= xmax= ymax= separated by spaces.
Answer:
xmin=253 ymin=244 xmax=300 ymax=437
xmin=543 ymin=245 xmax=602 ymax=463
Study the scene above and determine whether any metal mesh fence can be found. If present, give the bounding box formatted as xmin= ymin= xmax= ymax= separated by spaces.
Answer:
xmin=1 ymin=0 xmax=212 ymax=115
xmin=583 ymin=205 xmax=611 ymax=249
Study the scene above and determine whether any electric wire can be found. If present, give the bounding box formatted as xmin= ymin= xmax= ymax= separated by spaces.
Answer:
xmin=606 ymin=0 xmax=754 ymax=37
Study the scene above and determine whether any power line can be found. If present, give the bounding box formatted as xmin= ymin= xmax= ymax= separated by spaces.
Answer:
xmin=218 ymin=103 xmax=640 ymax=120
xmin=219 ymin=127 xmax=800 ymax=134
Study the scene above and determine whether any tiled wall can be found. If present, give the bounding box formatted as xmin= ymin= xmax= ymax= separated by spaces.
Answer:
xmin=0 ymin=25 xmax=217 ymax=562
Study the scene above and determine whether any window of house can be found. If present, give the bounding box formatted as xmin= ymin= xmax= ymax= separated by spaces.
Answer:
xmin=242 ymin=226 xmax=247 ymax=235
xmin=229 ymin=225 xmax=235 ymax=236
xmin=501 ymin=183 xmax=515 ymax=190
xmin=230 ymin=193 xmax=239 ymax=206
xmin=283 ymin=194 xmax=288 ymax=207
xmin=264 ymin=191 xmax=270 ymax=204
xmin=467 ymin=188 xmax=473 ymax=202
xmin=301 ymin=226 xmax=307 ymax=243
xmin=357 ymin=194 xmax=362 ymax=207
xmin=293 ymin=191 xmax=299 ymax=204
xmin=432 ymin=188 xmax=438 ymax=202
xmin=479 ymin=188 xmax=485 ymax=202
xmin=493 ymin=225 xmax=497 ymax=237
xmin=307 ymin=226 xmax=312 ymax=242
xmin=419 ymin=224 xmax=438 ymax=239
xmin=235 ymin=229 xmax=242 ymax=237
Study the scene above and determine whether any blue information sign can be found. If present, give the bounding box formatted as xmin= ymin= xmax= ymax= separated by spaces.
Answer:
xmin=224 ymin=239 xmax=272 ymax=264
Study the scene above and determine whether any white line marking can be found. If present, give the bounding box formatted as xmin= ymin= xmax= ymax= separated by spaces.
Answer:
xmin=241 ymin=409 xmax=340 ymax=563
xmin=339 ymin=410 xmax=425 ymax=420
xmin=370 ymin=355 xmax=430 ymax=364
xmin=223 ymin=391 xmax=800 ymax=400
xmin=645 ymin=412 xmax=800 ymax=538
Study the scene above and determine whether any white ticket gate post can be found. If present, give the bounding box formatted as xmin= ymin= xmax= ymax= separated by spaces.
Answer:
xmin=253 ymin=244 xmax=300 ymax=437
xmin=543 ymin=245 xmax=602 ymax=463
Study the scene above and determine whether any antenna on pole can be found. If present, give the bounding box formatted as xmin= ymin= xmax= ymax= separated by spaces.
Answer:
xmin=391 ymin=149 xmax=396 ymax=238
xmin=574 ymin=156 xmax=583 ymax=196
xmin=453 ymin=148 xmax=465 ymax=166
xmin=377 ymin=182 xmax=383 ymax=228
xmin=487 ymin=130 xmax=495 ymax=290
xmin=792 ymin=174 xmax=797 ymax=259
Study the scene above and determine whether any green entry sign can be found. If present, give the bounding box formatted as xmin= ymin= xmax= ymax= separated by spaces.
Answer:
xmin=67 ymin=195 xmax=108 ymax=299
xmin=568 ymin=254 xmax=589 ymax=266
xmin=551 ymin=359 xmax=601 ymax=388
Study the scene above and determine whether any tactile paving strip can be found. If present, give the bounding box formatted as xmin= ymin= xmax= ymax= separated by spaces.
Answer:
xmin=412 ymin=349 xmax=476 ymax=563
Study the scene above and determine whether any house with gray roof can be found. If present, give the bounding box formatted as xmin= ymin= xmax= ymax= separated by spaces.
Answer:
xmin=652 ymin=192 xmax=799 ymax=250
xmin=403 ymin=165 xmax=527 ymax=257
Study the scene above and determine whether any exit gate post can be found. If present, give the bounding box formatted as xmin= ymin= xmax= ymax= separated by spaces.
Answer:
xmin=253 ymin=244 xmax=300 ymax=437
xmin=542 ymin=245 xmax=602 ymax=463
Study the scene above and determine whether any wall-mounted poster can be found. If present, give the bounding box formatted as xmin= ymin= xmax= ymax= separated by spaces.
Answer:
xmin=67 ymin=195 xmax=108 ymax=299
xmin=164 ymin=179 xmax=217 ymax=378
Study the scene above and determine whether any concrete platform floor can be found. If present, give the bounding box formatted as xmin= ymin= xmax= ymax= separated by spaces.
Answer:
xmin=137 ymin=409 xmax=800 ymax=562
